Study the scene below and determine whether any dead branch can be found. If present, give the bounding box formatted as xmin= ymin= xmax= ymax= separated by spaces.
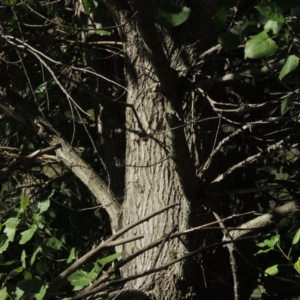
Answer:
xmin=193 ymin=59 xmax=286 ymax=89
xmin=228 ymin=200 xmax=300 ymax=240
xmin=212 ymin=138 xmax=286 ymax=183
xmin=0 ymin=144 xmax=61 ymax=177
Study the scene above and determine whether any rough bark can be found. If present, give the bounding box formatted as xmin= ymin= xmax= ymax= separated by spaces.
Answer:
xmin=103 ymin=1 xmax=238 ymax=299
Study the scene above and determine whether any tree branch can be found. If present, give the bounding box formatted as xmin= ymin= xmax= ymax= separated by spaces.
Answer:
xmin=228 ymin=200 xmax=300 ymax=240
xmin=0 ymin=144 xmax=61 ymax=177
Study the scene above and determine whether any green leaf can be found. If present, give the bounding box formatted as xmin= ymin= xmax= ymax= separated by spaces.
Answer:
xmin=7 ymin=266 xmax=23 ymax=280
xmin=42 ymin=238 xmax=62 ymax=251
xmin=0 ymin=235 xmax=9 ymax=254
xmin=67 ymin=270 xmax=91 ymax=290
xmin=158 ymin=6 xmax=191 ymax=27
xmin=256 ymin=248 xmax=274 ymax=255
xmin=23 ymin=270 xmax=32 ymax=280
xmin=255 ymin=233 xmax=280 ymax=255
xmin=213 ymin=6 xmax=228 ymax=31
xmin=218 ymin=32 xmax=240 ymax=51
xmin=15 ymin=287 xmax=24 ymax=300
xmin=19 ymin=224 xmax=37 ymax=245
xmin=33 ymin=214 xmax=45 ymax=229
xmin=98 ymin=252 xmax=121 ymax=266
xmin=20 ymin=197 xmax=30 ymax=213
xmin=38 ymin=200 xmax=50 ymax=214
xmin=21 ymin=250 xmax=26 ymax=269
xmin=267 ymin=233 xmax=280 ymax=247
xmin=35 ymin=285 xmax=48 ymax=300
xmin=30 ymin=246 xmax=42 ymax=265
xmin=94 ymin=30 xmax=111 ymax=36
xmin=279 ymin=55 xmax=299 ymax=80
xmin=293 ymin=228 xmax=300 ymax=245
xmin=294 ymin=257 xmax=300 ymax=274
xmin=5 ymin=123 xmax=10 ymax=136
xmin=67 ymin=247 xmax=76 ymax=264
xmin=265 ymin=264 xmax=279 ymax=276
xmin=255 ymin=2 xmax=284 ymax=22
xmin=264 ymin=20 xmax=283 ymax=35
xmin=245 ymin=32 xmax=278 ymax=59
xmin=0 ymin=287 xmax=8 ymax=300
xmin=5 ymin=217 xmax=19 ymax=229
xmin=256 ymin=242 xmax=267 ymax=248
xmin=34 ymin=82 xmax=48 ymax=97
xmin=4 ymin=225 xmax=18 ymax=242
xmin=17 ymin=278 xmax=44 ymax=293
xmin=281 ymin=95 xmax=292 ymax=114
xmin=36 ymin=262 xmax=48 ymax=275
xmin=82 ymin=0 xmax=97 ymax=14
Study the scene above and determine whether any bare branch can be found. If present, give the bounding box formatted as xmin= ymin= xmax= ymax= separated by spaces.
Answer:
xmin=229 ymin=200 xmax=300 ymax=240
xmin=0 ymin=144 xmax=61 ymax=177
xmin=212 ymin=138 xmax=286 ymax=183
xmin=193 ymin=59 xmax=286 ymax=89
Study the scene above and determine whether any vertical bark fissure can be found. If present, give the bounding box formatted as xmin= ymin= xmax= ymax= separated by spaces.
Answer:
xmin=128 ymin=1 xmax=202 ymax=203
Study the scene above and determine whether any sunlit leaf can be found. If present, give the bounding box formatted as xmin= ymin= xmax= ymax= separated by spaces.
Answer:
xmin=0 ymin=287 xmax=8 ymax=300
xmin=82 ymin=0 xmax=97 ymax=14
xmin=94 ymin=30 xmax=111 ymax=36
xmin=98 ymin=252 xmax=121 ymax=266
xmin=68 ymin=270 xmax=91 ymax=290
xmin=19 ymin=225 xmax=37 ymax=245
xmin=15 ymin=287 xmax=24 ymax=300
xmin=264 ymin=20 xmax=283 ymax=35
xmin=30 ymin=246 xmax=42 ymax=265
xmin=293 ymin=228 xmax=300 ymax=245
xmin=4 ymin=218 xmax=19 ymax=242
xmin=5 ymin=217 xmax=19 ymax=229
xmin=279 ymin=55 xmax=299 ymax=80
xmin=294 ymin=257 xmax=300 ymax=274
xmin=67 ymin=247 xmax=76 ymax=264
xmin=21 ymin=250 xmax=26 ymax=269
xmin=245 ymin=32 xmax=278 ymax=59
xmin=38 ymin=200 xmax=50 ymax=214
xmin=35 ymin=285 xmax=48 ymax=300
xmin=20 ymin=197 xmax=30 ymax=213
xmin=265 ymin=264 xmax=279 ymax=276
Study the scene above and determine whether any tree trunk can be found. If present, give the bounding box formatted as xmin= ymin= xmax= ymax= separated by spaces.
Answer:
xmin=99 ymin=1 xmax=257 ymax=299
xmin=105 ymin=1 xmax=223 ymax=299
